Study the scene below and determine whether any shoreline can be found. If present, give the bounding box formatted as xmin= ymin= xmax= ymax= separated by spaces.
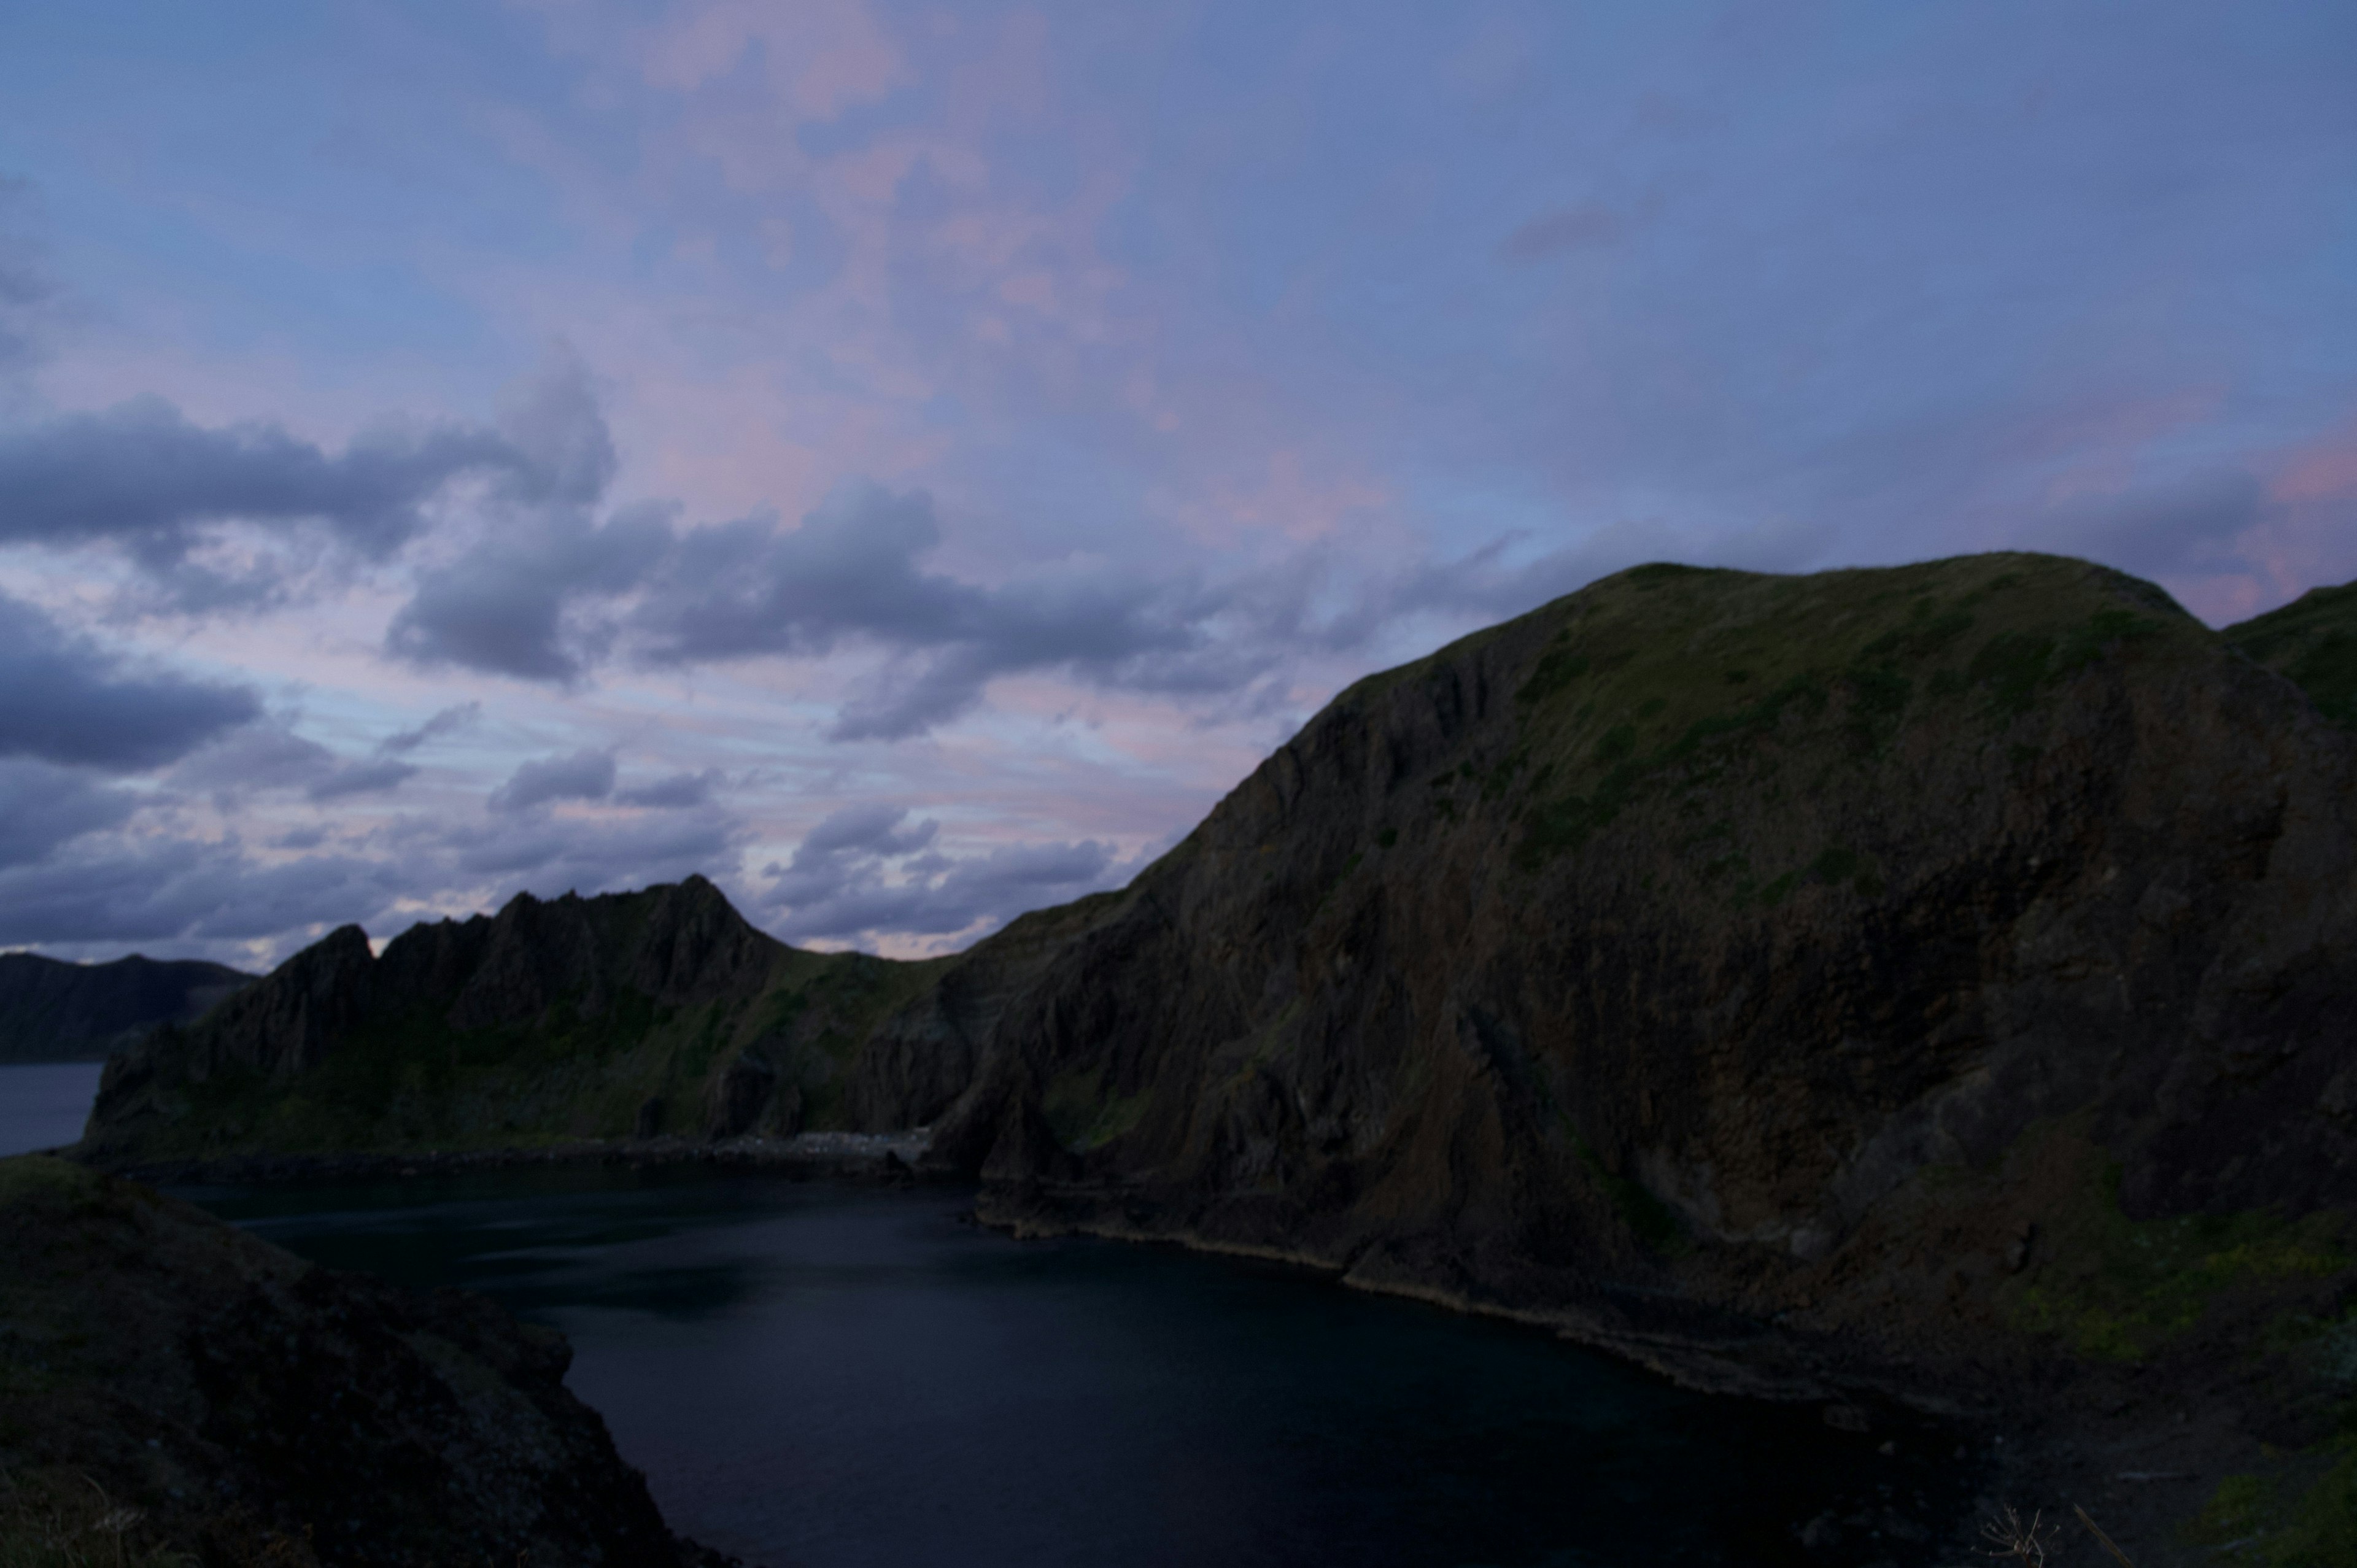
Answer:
xmin=52 ymin=1135 xmax=2265 ymax=1564
xmin=65 ymin=1126 xmax=940 ymax=1187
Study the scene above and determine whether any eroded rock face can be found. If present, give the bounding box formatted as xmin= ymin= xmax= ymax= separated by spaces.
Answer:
xmin=918 ymin=554 xmax=2357 ymax=1389
xmin=0 ymin=1155 xmax=697 ymax=1567
xmin=74 ymin=555 xmax=2357 ymax=1413
xmin=82 ymin=876 xmax=948 ymax=1161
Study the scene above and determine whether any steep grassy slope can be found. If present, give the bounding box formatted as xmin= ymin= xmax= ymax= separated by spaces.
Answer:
xmin=904 ymin=552 xmax=2357 ymax=1554
xmin=0 ymin=953 xmax=250 ymax=1064
xmin=82 ymin=876 xmax=953 ymax=1162
xmin=2227 ymin=576 xmax=2357 ymax=728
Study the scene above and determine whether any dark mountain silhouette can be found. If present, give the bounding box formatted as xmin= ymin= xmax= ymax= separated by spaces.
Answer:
xmin=0 ymin=952 xmax=250 ymax=1064
xmin=79 ymin=552 xmax=2357 ymax=1557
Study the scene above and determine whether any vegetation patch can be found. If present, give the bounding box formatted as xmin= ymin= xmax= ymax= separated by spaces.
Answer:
xmin=1043 ymin=1066 xmax=1150 ymax=1153
xmin=1516 ymin=638 xmax=1591 ymax=705
xmin=1558 ymin=1123 xmax=1687 ymax=1255
xmin=1500 ymin=557 xmax=2204 ymax=873
xmin=2226 ymin=577 xmax=2357 ymax=727
xmin=2188 ymin=1439 xmax=2357 ymax=1567
xmin=0 ymin=1470 xmax=193 ymax=1568
xmin=2004 ymin=1161 xmax=2346 ymax=1361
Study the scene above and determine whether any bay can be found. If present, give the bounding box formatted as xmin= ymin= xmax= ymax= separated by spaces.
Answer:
xmin=188 ymin=1167 xmax=1971 ymax=1567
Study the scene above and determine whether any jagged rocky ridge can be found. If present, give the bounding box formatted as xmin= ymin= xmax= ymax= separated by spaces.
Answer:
xmin=79 ymin=552 xmax=2357 ymax=1554
xmin=82 ymin=876 xmax=962 ymax=1162
xmin=0 ymin=1154 xmax=707 ymax=1567
xmin=0 ymin=952 xmax=250 ymax=1064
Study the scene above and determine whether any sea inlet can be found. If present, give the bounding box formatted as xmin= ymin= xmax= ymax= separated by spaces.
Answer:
xmin=0 ymin=1066 xmax=1972 ymax=1566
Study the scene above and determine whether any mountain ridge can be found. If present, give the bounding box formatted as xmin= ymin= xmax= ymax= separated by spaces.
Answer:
xmin=74 ymin=550 xmax=2357 ymax=1561
xmin=0 ymin=951 xmax=251 ymax=1064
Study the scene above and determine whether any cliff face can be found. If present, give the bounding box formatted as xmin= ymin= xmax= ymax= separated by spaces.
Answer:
xmin=0 ymin=952 xmax=250 ymax=1064
xmin=83 ymin=875 xmax=948 ymax=1162
xmin=917 ymin=555 xmax=2357 ymax=1410
xmin=0 ymin=1154 xmax=697 ymax=1567
xmin=77 ymin=556 xmax=2357 ymax=1400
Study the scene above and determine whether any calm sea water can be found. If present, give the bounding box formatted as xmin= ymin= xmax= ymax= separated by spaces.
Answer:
xmin=0 ymin=1060 xmax=105 ymax=1156
xmin=176 ymin=1166 xmax=1973 ymax=1568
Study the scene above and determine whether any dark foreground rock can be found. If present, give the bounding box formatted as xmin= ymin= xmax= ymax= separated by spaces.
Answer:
xmin=0 ymin=1154 xmax=723 ymax=1568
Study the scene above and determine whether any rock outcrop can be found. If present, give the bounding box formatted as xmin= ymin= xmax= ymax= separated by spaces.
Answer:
xmin=906 ymin=553 xmax=2357 ymax=1552
xmin=0 ymin=1154 xmax=709 ymax=1567
xmin=934 ymin=557 xmax=2357 ymax=1262
xmin=82 ymin=876 xmax=945 ymax=1163
xmin=71 ymin=552 xmax=2357 ymax=1556
xmin=0 ymin=952 xmax=250 ymax=1064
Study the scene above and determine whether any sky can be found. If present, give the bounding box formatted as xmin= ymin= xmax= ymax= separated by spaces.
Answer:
xmin=0 ymin=0 xmax=2352 ymax=971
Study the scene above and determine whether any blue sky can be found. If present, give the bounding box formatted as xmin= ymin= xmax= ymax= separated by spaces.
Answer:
xmin=1 ymin=0 xmax=2352 ymax=967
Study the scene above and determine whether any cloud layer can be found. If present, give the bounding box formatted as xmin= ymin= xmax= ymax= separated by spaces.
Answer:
xmin=0 ymin=0 xmax=2349 ymax=967
xmin=0 ymin=592 xmax=257 ymax=768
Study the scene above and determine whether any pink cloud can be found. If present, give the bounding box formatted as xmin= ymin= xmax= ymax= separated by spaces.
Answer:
xmin=2270 ymin=415 xmax=2357 ymax=504
xmin=645 ymin=0 xmax=907 ymax=122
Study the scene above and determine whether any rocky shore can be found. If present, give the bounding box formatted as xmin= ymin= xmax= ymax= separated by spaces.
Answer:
xmin=0 ymin=1154 xmax=738 ymax=1567
xmin=93 ymin=1127 xmax=935 ymax=1191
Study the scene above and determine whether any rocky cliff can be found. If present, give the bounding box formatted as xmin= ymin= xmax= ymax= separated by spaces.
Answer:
xmin=74 ymin=552 xmax=2357 ymax=1558
xmin=0 ymin=952 xmax=250 ymax=1064
xmin=81 ymin=875 xmax=950 ymax=1163
xmin=909 ymin=551 xmax=2357 ymax=1558
xmin=0 ymin=1154 xmax=710 ymax=1567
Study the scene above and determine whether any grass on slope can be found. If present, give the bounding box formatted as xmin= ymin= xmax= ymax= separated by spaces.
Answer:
xmin=1474 ymin=554 xmax=2202 ymax=874
xmin=1999 ymin=1158 xmax=2346 ymax=1362
xmin=141 ymin=949 xmax=949 ymax=1157
xmin=2226 ymin=577 xmax=2357 ymax=728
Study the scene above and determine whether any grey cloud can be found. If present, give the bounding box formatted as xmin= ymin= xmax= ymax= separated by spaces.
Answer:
xmin=488 ymin=749 xmax=616 ymax=813
xmin=385 ymin=481 xmax=1218 ymax=735
xmin=307 ymin=757 xmax=419 ymax=801
xmin=0 ymin=592 xmax=260 ymax=770
xmin=765 ymin=803 xmax=941 ymax=912
xmin=1 ymin=786 xmax=749 ymax=964
xmin=616 ymin=769 xmax=721 ymax=809
xmin=1499 ymin=203 xmax=1623 ymax=261
xmin=633 ymin=486 xmax=1209 ymax=738
xmin=758 ymin=803 xmax=1127 ymax=946
xmin=380 ymin=701 xmax=481 ymax=755
xmin=166 ymin=724 xmax=340 ymax=798
xmin=439 ymin=804 xmax=743 ymax=893
xmin=0 ymin=833 xmax=402 ymax=951
xmin=0 ymin=396 xmax=518 ymax=567
xmin=495 ymin=347 xmax=617 ymax=508
xmin=0 ymin=176 xmax=56 ymax=374
xmin=0 ymin=760 xmax=135 ymax=869
xmin=386 ymin=505 xmax=671 ymax=681
xmin=381 ymin=474 xmax=1832 ymax=741
xmin=0 ymin=353 xmax=618 ymax=619
xmin=167 ymin=713 xmax=447 ymax=805
xmin=304 ymin=700 xmax=480 ymax=798
xmin=2030 ymin=472 xmax=2268 ymax=581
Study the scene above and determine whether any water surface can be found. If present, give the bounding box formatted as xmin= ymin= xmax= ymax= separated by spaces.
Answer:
xmin=188 ymin=1167 xmax=1965 ymax=1567
xmin=0 ymin=1060 xmax=104 ymax=1156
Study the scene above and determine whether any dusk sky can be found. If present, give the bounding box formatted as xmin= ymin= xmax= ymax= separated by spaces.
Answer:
xmin=1 ymin=1 xmax=2352 ymax=969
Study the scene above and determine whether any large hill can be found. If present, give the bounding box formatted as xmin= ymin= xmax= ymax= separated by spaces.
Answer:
xmin=0 ymin=952 xmax=250 ymax=1064
xmin=79 ymin=552 xmax=2357 ymax=1559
